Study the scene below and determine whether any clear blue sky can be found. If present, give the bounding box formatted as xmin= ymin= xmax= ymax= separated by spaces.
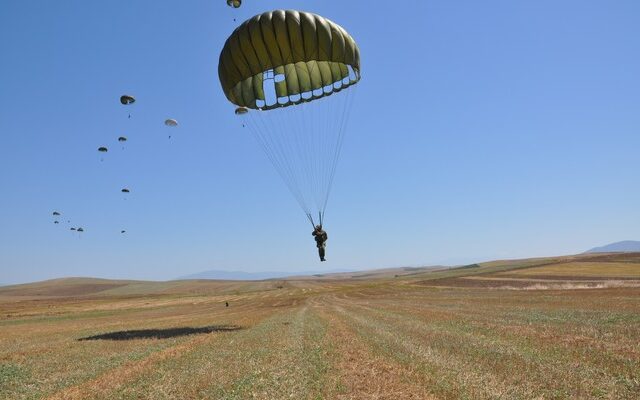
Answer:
xmin=1 ymin=1 xmax=639 ymax=284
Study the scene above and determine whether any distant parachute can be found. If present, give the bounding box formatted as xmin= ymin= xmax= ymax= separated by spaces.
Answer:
xmin=121 ymin=188 xmax=130 ymax=193
xmin=121 ymin=230 xmax=126 ymax=234
xmin=98 ymin=146 xmax=108 ymax=162
xmin=235 ymin=107 xmax=248 ymax=115
xmin=120 ymin=95 xmax=135 ymax=119
xmin=118 ymin=136 xmax=127 ymax=142
xmin=165 ymin=119 xmax=178 ymax=139
xmin=227 ymin=0 xmax=241 ymax=8
xmin=77 ymin=227 xmax=84 ymax=232
xmin=52 ymin=211 xmax=61 ymax=216
xmin=70 ymin=227 xmax=76 ymax=231
xmin=54 ymin=221 xmax=59 ymax=224
xmin=120 ymin=95 xmax=135 ymax=105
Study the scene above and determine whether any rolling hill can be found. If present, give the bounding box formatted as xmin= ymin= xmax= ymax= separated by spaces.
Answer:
xmin=586 ymin=240 xmax=640 ymax=253
xmin=2 ymin=252 xmax=639 ymax=299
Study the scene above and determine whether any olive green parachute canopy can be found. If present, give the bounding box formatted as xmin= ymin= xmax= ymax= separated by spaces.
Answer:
xmin=118 ymin=136 xmax=127 ymax=142
xmin=98 ymin=147 xmax=108 ymax=152
xmin=164 ymin=119 xmax=178 ymax=127
xmin=121 ymin=188 xmax=130 ymax=193
xmin=235 ymin=107 xmax=248 ymax=115
xmin=52 ymin=211 xmax=61 ymax=216
xmin=227 ymin=0 xmax=241 ymax=8
xmin=218 ymin=10 xmax=361 ymax=110
xmin=77 ymin=227 xmax=84 ymax=232
xmin=70 ymin=227 xmax=76 ymax=231
xmin=120 ymin=95 xmax=135 ymax=105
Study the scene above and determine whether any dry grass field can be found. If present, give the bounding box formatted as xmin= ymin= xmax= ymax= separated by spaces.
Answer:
xmin=1 ymin=253 xmax=639 ymax=399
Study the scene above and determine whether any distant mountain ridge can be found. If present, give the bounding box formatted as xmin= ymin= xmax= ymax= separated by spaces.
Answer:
xmin=176 ymin=269 xmax=350 ymax=281
xmin=586 ymin=241 xmax=640 ymax=254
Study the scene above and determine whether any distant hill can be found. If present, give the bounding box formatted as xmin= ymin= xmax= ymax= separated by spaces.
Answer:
xmin=585 ymin=241 xmax=640 ymax=254
xmin=0 ymin=277 xmax=138 ymax=298
xmin=177 ymin=270 xmax=297 ymax=281
xmin=2 ymin=253 xmax=639 ymax=298
xmin=177 ymin=266 xmax=443 ymax=281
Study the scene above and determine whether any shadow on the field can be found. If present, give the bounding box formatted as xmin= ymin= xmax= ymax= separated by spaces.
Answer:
xmin=77 ymin=325 xmax=241 ymax=341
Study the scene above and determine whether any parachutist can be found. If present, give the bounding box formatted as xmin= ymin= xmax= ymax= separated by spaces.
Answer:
xmin=312 ymin=225 xmax=328 ymax=261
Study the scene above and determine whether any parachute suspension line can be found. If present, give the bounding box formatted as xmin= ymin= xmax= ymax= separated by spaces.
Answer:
xmin=241 ymin=71 xmax=358 ymax=226
xmin=323 ymin=83 xmax=358 ymax=213
xmin=246 ymin=109 xmax=311 ymax=215
xmin=306 ymin=213 xmax=315 ymax=228
xmin=254 ymin=105 xmax=314 ymax=216
xmin=245 ymin=85 xmax=357 ymax=226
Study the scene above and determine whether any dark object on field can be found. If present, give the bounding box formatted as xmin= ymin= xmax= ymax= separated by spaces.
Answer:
xmin=78 ymin=325 xmax=241 ymax=341
xmin=225 ymin=301 xmax=229 ymax=307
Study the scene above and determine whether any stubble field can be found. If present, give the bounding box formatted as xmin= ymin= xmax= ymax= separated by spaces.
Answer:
xmin=1 ymin=253 xmax=639 ymax=399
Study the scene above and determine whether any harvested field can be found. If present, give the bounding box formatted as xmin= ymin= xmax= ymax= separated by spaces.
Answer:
xmin=498 ymin=261 xmax=640 ymax=278
xmin=1 ymin=254 xmax=639 ymax=399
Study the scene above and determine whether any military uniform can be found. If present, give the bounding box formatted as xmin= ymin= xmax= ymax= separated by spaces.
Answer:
xmin=312 ymin=227 xmax=328 ymax=261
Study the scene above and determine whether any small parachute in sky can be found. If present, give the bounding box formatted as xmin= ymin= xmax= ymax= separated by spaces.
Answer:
xmin=77 ymin=227 xmax=84 ymax=232
xmin=121 ymin=230 xmax=126 ymax=234
xmin=52 ymin=211 xmax=61 ymax=216
xmin=70 ymin=227 xmax=76 ymax=231
xmin=227 ymin=0 xmax=241 ymax=8
xmin=98 ymin=146 xmax=108 ymax=162
xmin=118 ymin=136 xmax=127 ymax=142
xmin=120 ymin=95 xmax=135 ymax=119
xmin=165 ymin=119 xmax=178 ymax=139
xmin=120 ymin=95 xmax=135 ymax=105
xmin=54 ymin=221 xmax=59 ymax=224
xmin=121 ymin=188 xmax=130 ymax=193
xmin=235 ymin=107 xmax=248 ymax=127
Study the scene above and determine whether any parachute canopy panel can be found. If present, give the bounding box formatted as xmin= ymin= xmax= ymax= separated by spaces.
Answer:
xmin=164 ymin=119 xmax=178 ymax=127
xmin=218 ymin=10 xmax=361 ymax=110
xmin=227 ymin=0 xmax=241 ymax=8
